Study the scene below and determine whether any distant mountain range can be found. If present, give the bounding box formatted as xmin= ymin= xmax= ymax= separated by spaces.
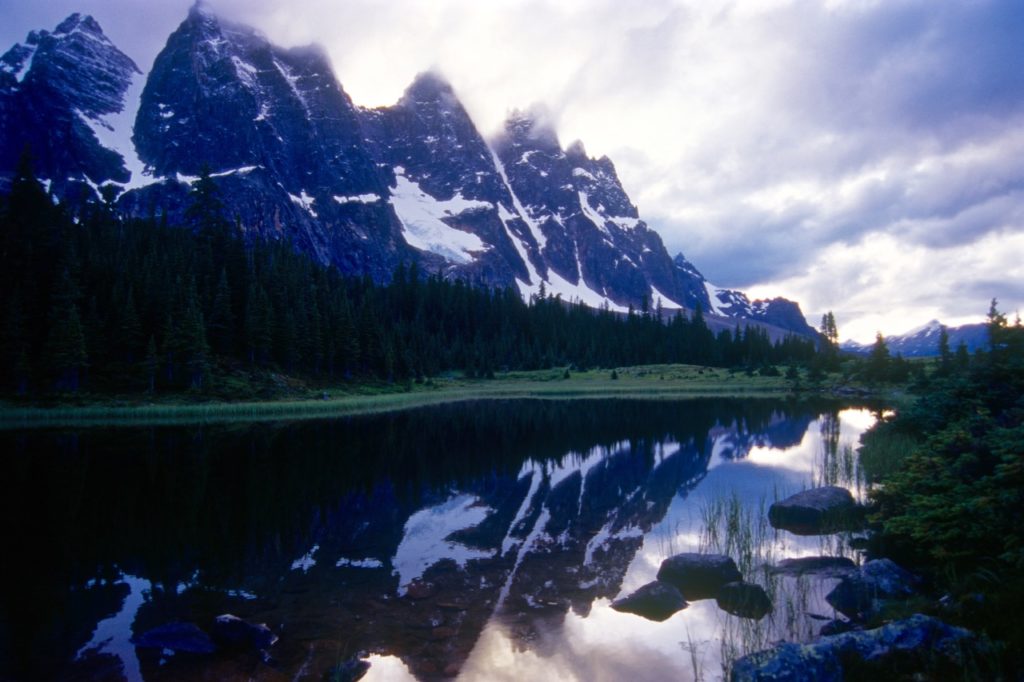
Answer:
xmin=841 ymin=320 xmax=988 ymax=357
xmin=0 ymin=5 xmax=817 ymax=339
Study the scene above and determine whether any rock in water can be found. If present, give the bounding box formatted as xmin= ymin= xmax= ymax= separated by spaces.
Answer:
xmin=610 ymin=580 xmax=687 ymax=621
xmin=768 ymin=486 xmax=860 ymax=535
xmin=212 ymin=613 xmax=278 ymax=649
xmin=825 ymin=558 xmax=921 ymax=621
xmin=730 ymin=614 xmax=991 ymax=681
xmin=656 ymin=553 xmax=742 ymax=600
xmin=716 ymin=582 xmax=772 ymax=620
xmin=770 ymin=556 xmax=857 ymax=578
xmin=131 ymin=622 xmax=216 ymax=654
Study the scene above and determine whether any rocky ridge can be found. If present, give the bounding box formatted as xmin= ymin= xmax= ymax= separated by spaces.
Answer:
xmin=0 ymin=6 xmax=817 ymax=337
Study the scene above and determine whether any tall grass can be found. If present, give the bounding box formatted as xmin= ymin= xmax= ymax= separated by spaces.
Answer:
xmin=697 ymin=486 xmax=860 ymax=678
xmin=0 ymin=366 xmax=795 ymax=429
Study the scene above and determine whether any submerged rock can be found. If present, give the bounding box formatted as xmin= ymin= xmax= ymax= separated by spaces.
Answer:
xmin=716 ymin=582 xmax=772 ymax=620
xmin=404 ymin=579 xmax=437 ymax=600
xmin=730 ymin=614 xmax=990 ymax=681
xmin=818 ymin=619 xmax=855 ymax=637
xmin=825 ymin=558 xmax=921 ymax=621
xmin=768 ymin=486 xmax=860 ymax=535
xmin=324 ymin=657 xmax=370 ymax=682
xmin=212 ymin=613 xmax=278 ymax=650
xmin=770 ymin=556 xmax=857 ymax=578
xmin=656 ymin=553 xmax=742 ymax=600
xmin=610 ymin=580 xmax=687 ymax=621
xmin=131 ymin=622 xmax=216 ymax=654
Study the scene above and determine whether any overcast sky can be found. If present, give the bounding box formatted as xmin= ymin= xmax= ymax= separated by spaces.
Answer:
xmin=3 ymin=0 xmax=1022 ymax=342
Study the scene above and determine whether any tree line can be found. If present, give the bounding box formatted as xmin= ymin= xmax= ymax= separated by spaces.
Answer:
xmin=858 ymin=301 xmax=1024 ymax=671
xmin=0 ymin=161 xmax=820 ymax=396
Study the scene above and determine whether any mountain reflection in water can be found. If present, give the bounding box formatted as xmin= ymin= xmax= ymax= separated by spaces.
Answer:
xmin=0 ymin=398 xmax=877 ymax=681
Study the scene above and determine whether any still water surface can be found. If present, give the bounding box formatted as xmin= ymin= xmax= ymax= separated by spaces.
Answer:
xmin=0 ymin=398 xmax=877 ymax=681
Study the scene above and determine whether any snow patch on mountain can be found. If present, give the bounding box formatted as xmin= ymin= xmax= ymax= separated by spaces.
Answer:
xmin=905 ymin=319 xmax=942 ymax=337
xmin=502 ymin=470 xmax=542 ymax=556
xmin=335 ymin=557 xmax=384 ymax=569
xmin=584 ymin=522 xmax=643 ymax=566
xmin=578 ymin=190 xmax=610 ymax=235
xmin=704 ymin=282 xmax=730 ymax=316
xmin=496 ymin=202 xmax=544 ymax=297
xmin=290 ymin=544 xmax=319 ymax=573
xmin=546 ymin=265 xmax=628 ymax=312
xmin=273 ymin=57 xmax=309 ymax=113
xmin=390 ymin=168 xmax=488 ymax=264
xmin=334 ymin=193 xmax=381 ymax=204
xmin=392 ymin=494 xmax=493 ymax=595
xmin=1 ymin=42 xmax=37 ymax=82
xmin=651 ymin=285 xmax=683 ymax=310
xmin=78 ymin=70 xmax=153 ymax=190
xmin=491 ymin=149 xmax=547 ymax=250
xmin=289 ymin=190 xmax=318 ymax=218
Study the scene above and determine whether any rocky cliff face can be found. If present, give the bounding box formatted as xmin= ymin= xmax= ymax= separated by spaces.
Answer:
xmin=127 ymin=3 xmax=409 ymax=278
xmin=0 ymin=13 xmax=139 ymax=198
xmin=359 ymin=72 xmax=540 ymax=286
xmin=0 ymin=6 xmax=817 ymax=337
xmin=492 ymin=110 xmax=702 ymax=310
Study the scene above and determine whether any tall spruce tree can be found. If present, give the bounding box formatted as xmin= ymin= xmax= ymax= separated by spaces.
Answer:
xmin=44 ymin=269 xmax=89 ymax=392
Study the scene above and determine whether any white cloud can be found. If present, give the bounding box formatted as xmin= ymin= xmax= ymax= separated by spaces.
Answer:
xmin=747 ymin=229 xmax=1024 ymax=343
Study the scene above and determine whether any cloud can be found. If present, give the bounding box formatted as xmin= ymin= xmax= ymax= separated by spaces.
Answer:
xmin=746 ymin=229 xmax=1024 ymax=342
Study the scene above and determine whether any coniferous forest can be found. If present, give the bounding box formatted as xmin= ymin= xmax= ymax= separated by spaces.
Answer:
xmin=0 ymin=160 xmax=818 ymax=397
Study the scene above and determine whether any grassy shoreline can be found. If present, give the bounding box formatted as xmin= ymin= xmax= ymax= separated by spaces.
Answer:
xmin=0 ymin=365 xmax=811 ymax=429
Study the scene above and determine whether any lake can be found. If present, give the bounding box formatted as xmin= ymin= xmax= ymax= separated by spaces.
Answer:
xmin=0 ymin=397 xmax=879 ymax=681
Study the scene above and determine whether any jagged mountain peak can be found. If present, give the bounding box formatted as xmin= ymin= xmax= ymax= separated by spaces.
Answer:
xmin=673 ymin=253 xmax=705 ymax=280
xmin=53 ymin=13 xmax=106 ymax=38
xmin=566 ymin=139 xmax=587 ymax=159
xmin=7 ymin=13 xmax=139 ymax=117
xmin=501 ymin=106 xmax=561 ymax=152
xmin=0 ymin=13 xmax=140 ymax=191
xmin=403 ymin=69 xmax=456 ymax=99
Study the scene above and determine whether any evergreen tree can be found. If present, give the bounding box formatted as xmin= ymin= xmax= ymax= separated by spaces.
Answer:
xmin=185 ymin=165 xmax=228 ymax=234
xmin=955 ymin=341 xmax=970 ymax=371
xmin=144 ymin=336 xmax=159 ymax=393
xmin=208 ymin=269 xmax=234 ymax=354
xmin=865 ymin=332 xmax=890 ymax=384
xmin=44 ymin=269 xmax=89 ymax=392
xmin=118 ymin=287 xmax=144 ymax=363
xmin=937 ymin=325 xmax=952 ymax=376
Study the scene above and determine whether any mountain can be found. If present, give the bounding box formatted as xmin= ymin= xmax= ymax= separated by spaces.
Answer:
xmin=0 ymin=7 xmax=817 ymax=338
xmin=841 ymin=320 xmax=989 ymax=357
xmin=0 ymin=13 xmax=140 ymax=202
xmin=126 ymin=3 xmax=409 ymax=279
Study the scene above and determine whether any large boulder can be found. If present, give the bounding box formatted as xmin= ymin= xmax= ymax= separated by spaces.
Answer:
xmin=610 ymin=580 xmax=687 ymax=622
xmin=716 ymin=582 xmax=772 ymax=620
xmin=131 ymin=622 xmax=216 ymax=654
xmin=656 ymin=553 xmax=742 ymax=600
xmin=768 ymin=487 xmax=860 ymax=535
xmin=730 ymin=614 xmax=991 ymax=681
xmin=825 ymin=558 xmax=921 ymax=621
